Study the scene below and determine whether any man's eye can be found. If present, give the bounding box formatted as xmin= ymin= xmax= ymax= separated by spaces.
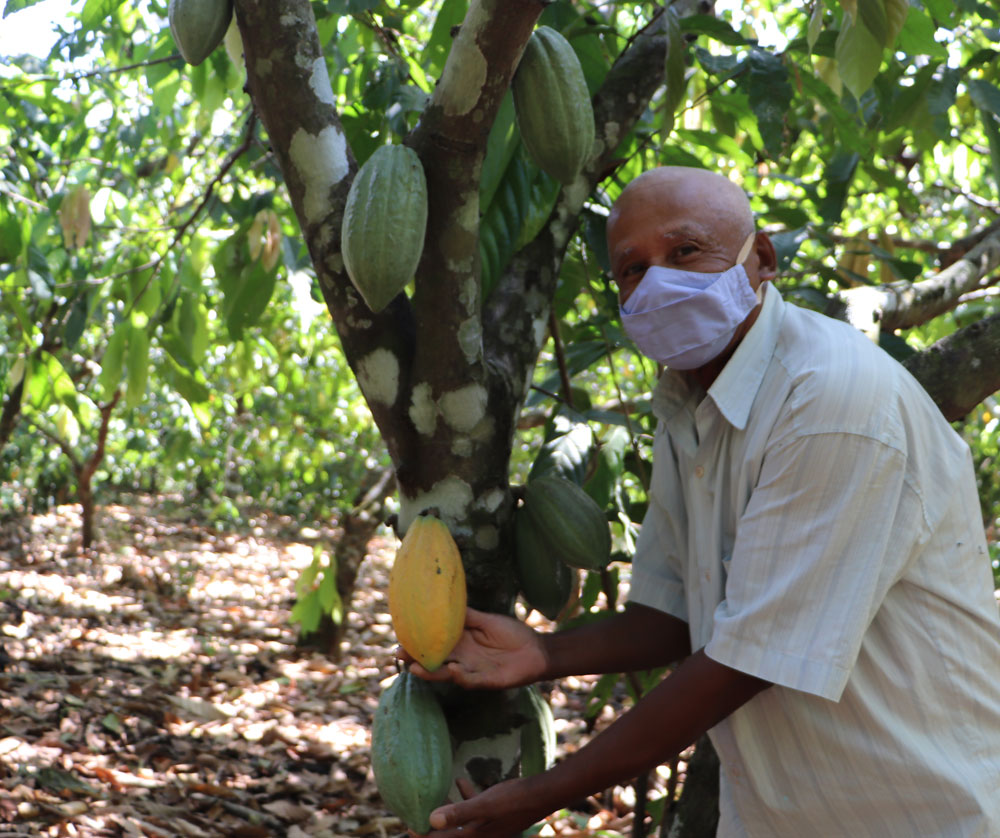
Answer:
xmin=675 ymin=245 xmax=698 ymax=257
xmin=623 ymin=263 xmax=645 ymax=277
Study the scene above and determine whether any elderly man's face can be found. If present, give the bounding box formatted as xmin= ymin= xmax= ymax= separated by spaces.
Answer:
xmin=606 ymin=170 xmax=756 ymax=305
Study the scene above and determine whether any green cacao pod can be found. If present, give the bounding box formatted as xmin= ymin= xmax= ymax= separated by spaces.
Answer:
xmin=168 ymin=0 xmax=234 ymax=66
xmin=520 ymin=475 xmax=611 ymax=571
xmin=515 ymin=503 xmax=574 ymax=620
xmin=341 ymin=144 xmax=428 ymax=313
xmin=371 ymin=670 xmax=453 ymax=833
xmin=518 ymin=686 xmax=557 ymax=777
xmin=512 ymin=26 xmax=595 ymax=185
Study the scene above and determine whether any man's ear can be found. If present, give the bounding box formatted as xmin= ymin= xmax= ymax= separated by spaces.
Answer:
xmin=754 ymin=232 xmax=778 ymax=281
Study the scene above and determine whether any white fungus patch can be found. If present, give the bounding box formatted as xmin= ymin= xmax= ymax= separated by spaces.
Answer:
xmin=288 ymin=126 xmax=350 ymax=224
xmin=475 ymin=488 xmax=505 ymax=514
xmin=409 ymin=383 xmax=438 ymax=436
xmin=475 ymin=525 xmax=499 ymax=550
xmin=308 ymin=57 xmax=336 ymax=106
xmin=439 ymin=384 xmax=488 ymax=433
xmin=435 ymin=6 xmax=489 ymax=116
xmin=452 ymin=438 xmax=474 ymax=457
xmin=399 ymin=476 xmax=474 ymax=533
xmin=458 ymin=317 xmax=482 ymax=364
xmin=356 ymin=348 xmax=399 ymax=406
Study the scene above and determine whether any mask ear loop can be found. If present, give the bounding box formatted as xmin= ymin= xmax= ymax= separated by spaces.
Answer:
xmin=737 ymin=232 xmax=766 ymax=304
xmin=736 ymin=231 xmax=756 ymax=265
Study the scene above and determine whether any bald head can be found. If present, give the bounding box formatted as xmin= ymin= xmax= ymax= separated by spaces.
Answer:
xmin=606 ymin=166 xmax=765 ymax=304
xmin=609 ymin=167 xmax=754 ymax=242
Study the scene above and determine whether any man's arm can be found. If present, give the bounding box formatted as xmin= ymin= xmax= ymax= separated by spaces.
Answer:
xmin=426 ymin=649 xmax=771 ymax=837
xmin=541 ymin=602 xmax=691 ymax=678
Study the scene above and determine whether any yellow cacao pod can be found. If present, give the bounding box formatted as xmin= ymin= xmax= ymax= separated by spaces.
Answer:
xmin=389 ymin=515 xmax=466 ymax=672
xmin=168 ymin=0 xmax=234 ymax=66
xmin=512 ymin=26 xmax=595 ymax=185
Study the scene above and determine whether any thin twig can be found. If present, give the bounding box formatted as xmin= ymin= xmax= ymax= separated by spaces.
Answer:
xmin=0 ymin=54 xmax=181 ymax=90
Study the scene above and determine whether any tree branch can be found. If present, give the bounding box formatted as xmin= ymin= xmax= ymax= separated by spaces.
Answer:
xmin=840 ymin=226 xmax=1000 ymax=335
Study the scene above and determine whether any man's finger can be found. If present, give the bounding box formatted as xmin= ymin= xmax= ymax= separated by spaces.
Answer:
xmin=456 ymin=777 xmax=478 ymax=800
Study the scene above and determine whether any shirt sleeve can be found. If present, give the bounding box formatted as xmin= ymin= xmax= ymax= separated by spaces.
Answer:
xmin=705 ymin=429 xmax=926 ymax=702
xmin=627 ymin=429 xmax=689 ymax=623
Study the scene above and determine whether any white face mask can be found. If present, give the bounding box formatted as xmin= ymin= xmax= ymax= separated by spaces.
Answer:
xmin=618 ymin=233 xmax=760 ymax=370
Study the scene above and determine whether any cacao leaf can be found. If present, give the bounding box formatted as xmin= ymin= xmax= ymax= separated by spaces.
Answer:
xmin=978 ymin=108 xmax=1000 ymax=200
xmin=583 ymin=426 xmax=629 ymax=510
xmin=125 ymin=319 xmax=149 ymax=410
xmin=807 ymin=3 xmax=824 ymax=52
xmin=884 ymin=0 xmax=908 ymax=46
xmin=3 ymin=0 xmax=46 ymax=17
xmin=99 ymin=323 xmax=126 ymax=401
xmin=661 ymin=7 xmax=686 ymax=136
xmin=80 ymin=0 xmax=126 ymax=30
xmin=529 ymin=422 xmax=594 ymax=486
xmin=835 ymin=15 xmax=882 ymax=100
xmin=858 ymin=0 xmax=888 ymax=48
xmin=746 ymin=50 xmax=793 ymax=157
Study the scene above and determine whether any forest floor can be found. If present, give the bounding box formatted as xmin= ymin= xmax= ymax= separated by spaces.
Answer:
xmin=0 ymin=499 xmax=662 ymax=838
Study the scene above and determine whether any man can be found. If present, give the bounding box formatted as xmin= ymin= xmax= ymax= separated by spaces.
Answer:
xmin=408 ymin=167 xmax=1000 ymax=837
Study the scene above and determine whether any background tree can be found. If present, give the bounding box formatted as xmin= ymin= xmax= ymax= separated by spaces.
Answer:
xmin=2 ymin=0 xmax=999 ymax=834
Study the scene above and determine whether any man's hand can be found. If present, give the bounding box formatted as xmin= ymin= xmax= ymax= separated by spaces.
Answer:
xmin=416 ymin=777 xmax=554 ymax=838
xmin=400 ymin=607 xmax=548 ymax=690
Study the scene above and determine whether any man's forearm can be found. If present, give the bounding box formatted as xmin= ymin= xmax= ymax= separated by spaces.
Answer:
xmin=540 ymin=603 xmax=691 ymax=680
xmin=530 ymin=649 xmax=771 ymax=813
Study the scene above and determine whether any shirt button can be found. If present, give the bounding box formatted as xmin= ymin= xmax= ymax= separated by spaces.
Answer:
xmin=694 ymin=465 xmax=705 ymax=478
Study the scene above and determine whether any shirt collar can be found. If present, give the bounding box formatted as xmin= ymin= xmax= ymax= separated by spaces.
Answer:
xmin=650 ymin=283 xmax=785 ymax=433
xmin=707 ymin=282 xmax=784 ymax=430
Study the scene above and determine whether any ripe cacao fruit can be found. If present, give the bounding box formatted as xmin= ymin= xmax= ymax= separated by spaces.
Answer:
xmin=341 ymin=144 xmax=428 ymax=313
xmin=515 ymin=503 xmax=574 ymax=620
xmin=520 ymin=475 xmax=611 ymax=571
xmin=168 ymin=0 xmax=234 ymax=66
xmin=371 ymin=670 xmax=453 ymax=833
xmin=389 ymin=514 xmax=467 ymax=672
xmin=518 ymin=685 xmax=557 ymax=777
xmin=512 ymin=26 xmax=595 ymax=185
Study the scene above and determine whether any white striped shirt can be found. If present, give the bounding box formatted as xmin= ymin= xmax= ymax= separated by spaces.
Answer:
xmin=628 ymin=284 xmax=1000 ymax=837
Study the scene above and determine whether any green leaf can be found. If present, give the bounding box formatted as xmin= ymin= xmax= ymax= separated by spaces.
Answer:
xmin=125 ymin=319 xmax=150 ymax=410
xmin=680 ymin=14 xmax=750 ymax=46
xmin=858 ymin=0 xmax=888 ymax=48
xmin=897 ymin=7 xmax=949 ymax=58
xmin=835 ymin=15 xmax=883 ymax=100
xmin=662 ymin=7 xmax=687 ymax=136
xmin=583 ymin=426 xmax=629 ymax=510
xmin=3 ymin=0 xmax=45 ymax=17
xmin=746 ymin=50 xmax=793 ymax=157
xmin=80 ymin=0 xmax=125 ymax=30
xmin=968 ymin=80 xmax=1000 ymax=117
xmin=529 ymin=422 xmax=594 ymax=486
xmin=807 ymin=3 xmax=824 ymax=52
xmin=290 ymin=593 xmax=322 ymax=635
xmin=978 ymin=108 xmax=1000 ymax=200
xmin=99 ymin=323 xmax=127 ymax=401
